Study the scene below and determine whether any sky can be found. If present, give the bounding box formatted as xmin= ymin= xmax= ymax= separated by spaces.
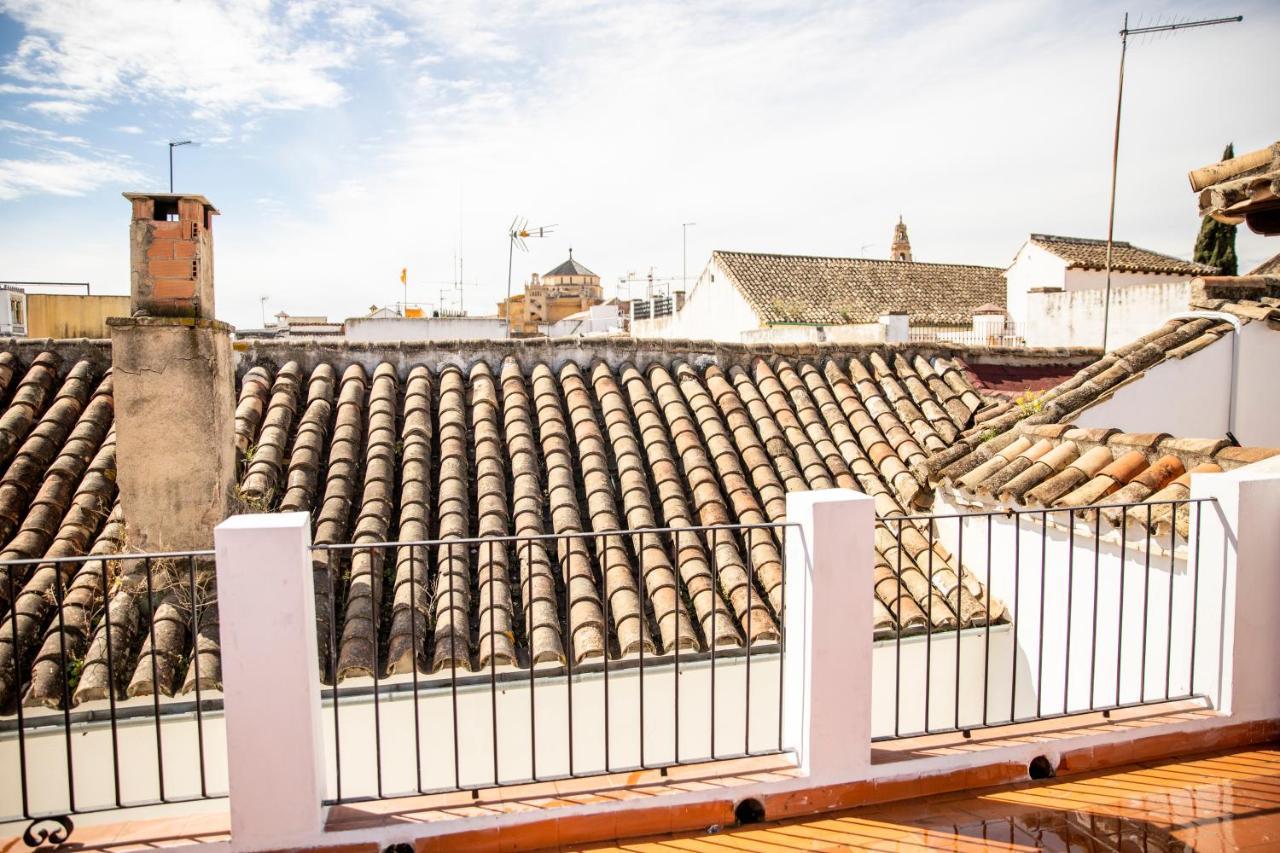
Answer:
xmin=0 ymin=0 xmax=1276 ymax=330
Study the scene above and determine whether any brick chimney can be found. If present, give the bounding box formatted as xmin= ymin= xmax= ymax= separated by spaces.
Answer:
xmin=124 ymin=192 xmax=218 ymax=318
xmin=109 ymin=192 xmax=234 ymax=550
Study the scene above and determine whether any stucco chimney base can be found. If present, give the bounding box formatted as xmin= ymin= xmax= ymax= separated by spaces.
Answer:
xmin=108 ymin=316 xmax=236 ymax=550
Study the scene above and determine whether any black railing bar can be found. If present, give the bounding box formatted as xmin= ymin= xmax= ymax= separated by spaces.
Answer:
xmin=526 ymin=538 xmax=537 ymax=782
xmin=954 ymin=519 xmax=963 ymax=732
xmin=872 ymin=693 xmax=1214 ymax=742
xmin=776 ymin=531 xmax=786 ymax=754
xmin=1115 ymin=507 xmax=1128 ymax=708
xmin=369 ymin=546 xmax=383 ymax=800
xmin=982 ymin=514 xmax=992 ymax=729
xmin=447 ymin=541 xmax=461 ymax=791
xmin=0 ymin=549 xmax=215 ymax=568
xmin=1139 ymin=505 xmax=1154 ymax=704
xmin=743 ymin=530 xmax=751 ymax=758
xmin=1164 ymin=504 xmax=1177 ymax=702
xmin=143 ymin=557 xmax=167 ymax=803
xmin=188 ymin=555 xmax=208 ymax=799
xmin=893 ymin=517 xmax=903 ymax=739
xmin=409 ymin=545 xmax=423 ymax=795
xmin=890 ymin=497 xmax=1217 ymax=524
xmin=317 ymin=747 xmax=796 ymax=805
xmin=308 ymin=522 xmax=798 ymax=552
xmin=1188 ymin=502 xmax=1203 ymax=696
xmin=101 ymin=557 xmax=122 ymax=808
xmin=924 ymin=521 xmax=934 ymax=735
xmin=488 ymin=539 xmax=500 ymax=787
xmin=7 ymin=565 xmax=30 ymax=819
xmin=601 ymin=533 xmax=612 ymax=774
xmin=1036 ymin=509 xmax=1047 ymax=719
xmin=53 ymin=551 xmax=76 ymax=813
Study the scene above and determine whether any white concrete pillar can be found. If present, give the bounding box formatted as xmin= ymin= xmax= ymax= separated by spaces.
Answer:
xmin=214 ymin=512 xmax=326 ymax=851
xmin=1191 ymin=462 xmax=1280 ymax=720
xmin=783 ymin=489 xmax=876 ymax=783
xmin=879 ymin=312 xmax=909 ymax=344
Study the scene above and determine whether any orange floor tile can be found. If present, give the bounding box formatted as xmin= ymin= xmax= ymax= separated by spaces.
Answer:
xmin=567 ymin=743 xmax=1280 ymax=851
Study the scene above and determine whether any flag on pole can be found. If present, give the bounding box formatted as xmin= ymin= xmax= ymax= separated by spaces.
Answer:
xmin=400 ymin=267 xmax=407 ymax=285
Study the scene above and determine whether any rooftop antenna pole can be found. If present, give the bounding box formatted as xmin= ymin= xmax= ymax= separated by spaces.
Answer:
xmin=1101 ymin=11 xmax=1241 ymax=352
xmin=168 ymin=140 xmax=193 ymax=193
xmin=259 ymin=295 xmax=268 ymax=328
xmin=504 ymin=217 xmax=555 ymax=337
xmin=682 ymin=222 xmax=696 ymax=298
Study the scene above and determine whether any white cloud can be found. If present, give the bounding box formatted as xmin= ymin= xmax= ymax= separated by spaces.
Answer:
xmin=0 ymin=118 xmax=88 ymax=146
xmin=0 ymin=0 xmax=386 ymax=117
xmin=0 ymin=150 xmax=143 ymax=200
xmin=1 ymin=0 xmax=1277 ymax=326
xmin=25 ymin=98 xmax=94 ymax=121
xmin=115 ymin=125 xmax=145 ymax=135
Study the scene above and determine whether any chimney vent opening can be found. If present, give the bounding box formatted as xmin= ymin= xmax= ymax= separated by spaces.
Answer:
xmin=154 ymin=198 xmax=179 ymax=221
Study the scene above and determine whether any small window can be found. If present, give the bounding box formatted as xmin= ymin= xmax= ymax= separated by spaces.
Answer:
xmin=154 ymin=199 xmax=179 ymax=221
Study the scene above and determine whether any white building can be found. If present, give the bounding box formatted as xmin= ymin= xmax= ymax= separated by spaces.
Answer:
xmin=632 ymin=245 xmax=1006 ymax=344
xmin=0 ymin=285 xmax=27 ymax=337
xmin=1006 ymin=234 xmax=1217 ymax=347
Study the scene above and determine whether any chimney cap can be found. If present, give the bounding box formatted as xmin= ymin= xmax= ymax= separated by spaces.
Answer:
xmin=123 ymin=191 xmax=220 ymax=214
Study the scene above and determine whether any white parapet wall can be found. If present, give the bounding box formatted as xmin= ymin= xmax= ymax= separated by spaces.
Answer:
xmin=1023 ymin=281 xmax=1192 ymax=349
xmin=932 ymin=490 xmax=1227 ymax=718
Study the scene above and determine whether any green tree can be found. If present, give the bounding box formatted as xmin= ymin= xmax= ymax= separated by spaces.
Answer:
xmin=1193 ymin=142 xmax=1239 ymax=276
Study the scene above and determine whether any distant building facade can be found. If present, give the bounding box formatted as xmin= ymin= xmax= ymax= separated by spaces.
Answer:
xmin=1005 ymin=234 xmax=1217 ymax=347
xmin=631 ymin=221 xmax=1005 ymax=344
xmin=499 ymin=251 xmax=605 ymax=336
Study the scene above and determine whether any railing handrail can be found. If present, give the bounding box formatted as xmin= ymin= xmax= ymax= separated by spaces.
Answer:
xmin=310 ymin=520 xmax=797 ymax=551
xmin=0 ymin=547 xmax=215 ymax=568
xmin=890 ymin=495 xmax=1216 ymax=524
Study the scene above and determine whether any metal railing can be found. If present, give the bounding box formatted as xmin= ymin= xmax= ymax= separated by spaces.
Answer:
xmin=873 ymin=497 xmax=1223 ymax=741
xmin=907 ymin=325 xmax=1026 ymax=347
xmin=312 ymin=522 xmax=791 ymax=804
xmin=1 ymin=549 xmax=227 ymax=834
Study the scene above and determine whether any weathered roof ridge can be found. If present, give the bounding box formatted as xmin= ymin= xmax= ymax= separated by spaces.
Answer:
xmin=1028 ymin=234 xmax=1217 ymax=276
xmin=713 ymin=248 xmax=1004 ymax=272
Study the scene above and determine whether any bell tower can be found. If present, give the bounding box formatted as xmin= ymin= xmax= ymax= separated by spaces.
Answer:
xmin=891 ymin=215 xmax=913 ymax=262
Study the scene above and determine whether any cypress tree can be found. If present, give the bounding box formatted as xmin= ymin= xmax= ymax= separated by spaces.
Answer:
xmin=1193 ymin=143 xmax=1239 ymax=275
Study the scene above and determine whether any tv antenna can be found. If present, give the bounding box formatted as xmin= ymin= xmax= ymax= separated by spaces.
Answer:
xmin=505 ymin=216 xmax=556 ymax=337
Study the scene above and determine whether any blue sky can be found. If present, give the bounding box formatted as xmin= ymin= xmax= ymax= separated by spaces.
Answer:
xmin=0 ymin=0 xmax=1276 ymax=329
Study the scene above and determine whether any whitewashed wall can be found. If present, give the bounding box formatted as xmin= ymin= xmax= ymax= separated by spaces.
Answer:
xmin=1006 ymin=240 xmax=1199 ymax=339
xmin=1024 ymin=281 xmax=1193 ymax=348
xmin=630 ymin=259 xmax=761 ymax=341
xmin=344 ymin=315 xmax=509 ymax=342
xmin=1075 ymin=321 xmax=1280 ymax=447
xmin=931 ymin=490 xmax=1226 ymax=718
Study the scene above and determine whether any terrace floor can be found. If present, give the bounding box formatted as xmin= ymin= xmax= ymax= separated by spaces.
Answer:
xmin=571 ymin=742 xmax=1280 ymax=852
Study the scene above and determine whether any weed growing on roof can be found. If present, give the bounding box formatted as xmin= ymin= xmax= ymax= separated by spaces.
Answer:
xmin=1014 ymin=389 xmax=1044 ymax=416
xmin=978 ymin=428 xmax=998 ymax=444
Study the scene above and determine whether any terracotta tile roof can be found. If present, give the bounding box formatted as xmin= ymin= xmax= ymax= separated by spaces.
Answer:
xmin=1248 ymin=252 xmax=1280 ymax=276
xmin=921 ymin=278 xmax=1280 ymax=536
xmin=1190 ymin=141 xmax=1280 ymax=236
xmin=0 ymin=341 xmax=1021 ymax=712
xmin=937 ymin=422 xmax=1276 ymax=539
xmin=713 ymin=250 xmax=1006 ymax=326
xmin=921 ymin=277 xmax=1280 ymax=490
xmin=1029 ymin=234 xmax=1218 ymax=276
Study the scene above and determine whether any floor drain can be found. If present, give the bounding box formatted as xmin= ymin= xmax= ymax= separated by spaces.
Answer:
xmin=1028 ymin=755 xmax=1056 ymax=780
xmin=735 ymin=798 xmax=767 ymax=825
